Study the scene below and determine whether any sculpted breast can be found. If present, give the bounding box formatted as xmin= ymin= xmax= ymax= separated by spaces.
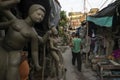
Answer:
xmin=11 ymin=20 xmax=24 ymax=31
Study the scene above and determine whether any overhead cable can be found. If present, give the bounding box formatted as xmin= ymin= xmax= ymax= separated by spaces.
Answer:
xmin=99 ymin=0 xmax=108 ymax=10
xmin=86 ymin=0 xmax=92 ymax=9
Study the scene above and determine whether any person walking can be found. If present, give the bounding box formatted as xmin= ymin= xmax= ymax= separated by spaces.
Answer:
xmin=71 ymin=33 xmax=82 ymax=72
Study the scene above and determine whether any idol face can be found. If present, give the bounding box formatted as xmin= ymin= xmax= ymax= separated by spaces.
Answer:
xmin=30 ymin=9 xmax=45 ymax=23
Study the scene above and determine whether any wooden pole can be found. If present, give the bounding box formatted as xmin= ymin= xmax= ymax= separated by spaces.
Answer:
xmin=42 ymin=45 xmax=46 ymax=80
xmin=85 ymin=19 xmax=89 ymax=67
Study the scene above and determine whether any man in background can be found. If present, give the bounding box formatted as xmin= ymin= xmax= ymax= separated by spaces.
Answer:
xmin=71 ymin=33 xmax=82 ymax=72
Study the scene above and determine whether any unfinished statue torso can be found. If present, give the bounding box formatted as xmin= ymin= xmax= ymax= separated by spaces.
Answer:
xmin=3 ymin=19 xmax=37 ymax=51
xmin=0 ymin=3 xmax=46 ymax=80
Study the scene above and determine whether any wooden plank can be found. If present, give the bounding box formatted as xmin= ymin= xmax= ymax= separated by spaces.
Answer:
xmin=109 ymin=60 xmax=120 ymax=66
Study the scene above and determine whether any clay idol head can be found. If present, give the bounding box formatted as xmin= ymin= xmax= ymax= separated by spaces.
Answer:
xmin=28 ymin=4 xmax=46 ymax=23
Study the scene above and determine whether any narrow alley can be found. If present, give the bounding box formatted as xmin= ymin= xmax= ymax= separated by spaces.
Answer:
xmin=62 ymin=46 xmax=97 ymax=80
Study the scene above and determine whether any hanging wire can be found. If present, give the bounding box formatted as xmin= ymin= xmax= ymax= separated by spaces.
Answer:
xmin=86 ymin=0 xmax=92 ymax=9
xmin=98 ymin=0 xmax=104 ymax=8
xmin=110 ymin=0 xmax=115 ymax=3
xmin=99 ymin=0 xmax=108 ymax=10
xmin=89 ymin=0 xmax=95 ymax=6
xmin=98 ymin=0 xmax=116 ymax=10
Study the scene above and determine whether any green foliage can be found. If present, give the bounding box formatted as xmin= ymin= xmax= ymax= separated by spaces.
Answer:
xmin=59 ymin=11 xmax=68 ymax=27
xmin=58 ymin=28 xmax=64 ymax=36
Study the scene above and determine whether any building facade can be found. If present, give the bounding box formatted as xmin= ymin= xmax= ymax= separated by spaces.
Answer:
xmin=68 ymin=8 xmax=99 ymax=30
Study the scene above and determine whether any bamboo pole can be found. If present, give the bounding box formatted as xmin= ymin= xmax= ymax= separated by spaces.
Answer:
xmin=42 ymin=45 xmax=46 ymax=80
xmin=85 ymin=19 xmax=89 ymax=67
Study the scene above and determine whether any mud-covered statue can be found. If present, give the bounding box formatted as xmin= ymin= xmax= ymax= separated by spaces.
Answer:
xmin=49 ymin=26 xmax=65 ymax=79
xmin=0 ymin=4 xmax=46 ymax=80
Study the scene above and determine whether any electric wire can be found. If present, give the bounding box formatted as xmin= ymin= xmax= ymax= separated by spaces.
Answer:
xmin=98 ymin=0 xmax=104 ymax=8
xmin=99 ymin=0 xmax=108 ymax=10
xmin=86 ymin=0 xmax=92 ymax=9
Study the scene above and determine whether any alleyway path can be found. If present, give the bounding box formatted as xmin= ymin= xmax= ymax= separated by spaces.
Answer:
xmin=62 ymin=46 xmax=97 ymax=80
